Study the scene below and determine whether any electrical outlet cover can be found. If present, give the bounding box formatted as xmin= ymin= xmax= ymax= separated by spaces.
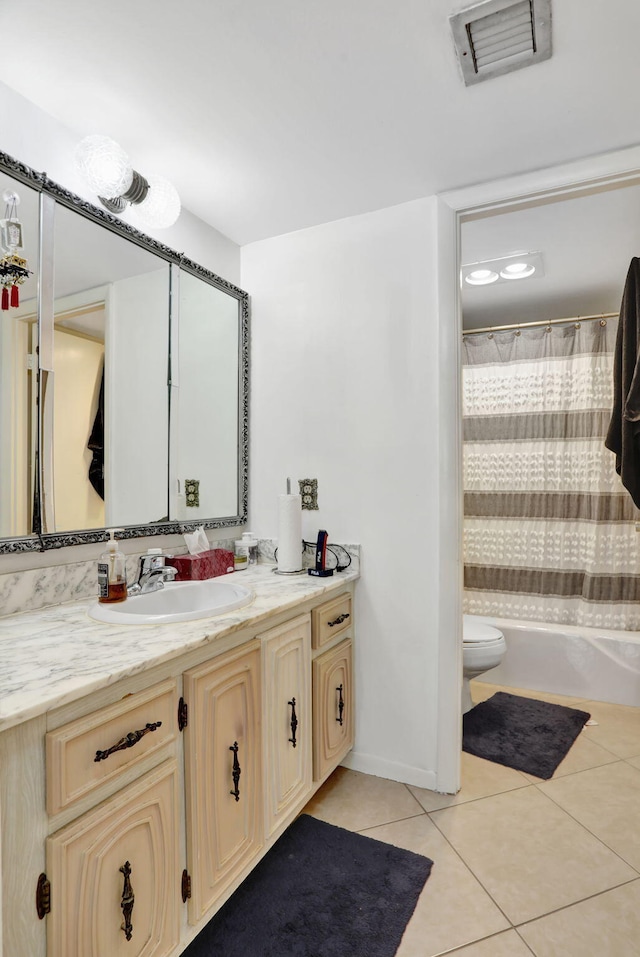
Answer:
xmin=299 ymin=478 xmax=318 ymax=510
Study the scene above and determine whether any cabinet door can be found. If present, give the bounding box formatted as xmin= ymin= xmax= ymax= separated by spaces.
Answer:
xmin=183 ymin=640 xmax=262 ymax=922
xmin=46 ymin=760 xmax=181 ymax=957
xmin=312 ymin=638 xmax=354 ymax=781
xmin=262 ymin=614 xmax=312 ymax=838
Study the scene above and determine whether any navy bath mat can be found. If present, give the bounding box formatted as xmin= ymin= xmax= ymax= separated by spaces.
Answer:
xmin=463 ymin=691 xmax=591 ymax=779
xmin=182 ymin=813 xmax=434 ymax=957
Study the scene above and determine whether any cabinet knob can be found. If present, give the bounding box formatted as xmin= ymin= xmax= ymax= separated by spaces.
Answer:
xmin=328 ymin=613 xmax=350 ymax=627
xmin=119 ymin=861 xmax=135 ymax=941
xmin=336 ymin=684 xmax=345 ymax=726
xmin=94 ymin=721 xmax=162 ymax=762
xmin=229 ymin=741 xmax=241 ymax=801
xmin=288 ymin=697 xmax=298 ymax=748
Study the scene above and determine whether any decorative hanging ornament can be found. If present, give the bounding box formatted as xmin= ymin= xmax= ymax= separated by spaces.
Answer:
xmin=0 ymin=188 xmax=30 ymax=310
xmin=0 ymin=254 xmax=31 ymax=310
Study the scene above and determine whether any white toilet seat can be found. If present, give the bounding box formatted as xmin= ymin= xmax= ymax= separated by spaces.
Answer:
xmin=463 ymin=615 xmax=504 ymax=645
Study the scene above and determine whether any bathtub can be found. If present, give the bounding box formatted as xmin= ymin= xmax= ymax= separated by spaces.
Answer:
xmin=472 ymin=616 xmax=640 ymax=707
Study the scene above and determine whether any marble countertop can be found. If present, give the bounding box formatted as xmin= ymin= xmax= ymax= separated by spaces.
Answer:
xmin=0 ymin=564 xmax=358 ymax=734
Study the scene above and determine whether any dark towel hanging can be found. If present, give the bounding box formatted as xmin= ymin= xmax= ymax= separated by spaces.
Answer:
xmin=87 ymin=368 xmax=104 ymax=500
xmin=605 ymin=257 xmax=640 ymax=508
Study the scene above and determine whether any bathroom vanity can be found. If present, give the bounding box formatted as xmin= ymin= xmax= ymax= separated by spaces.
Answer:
xmin=0 ymin=565 xmax=356 ymax=957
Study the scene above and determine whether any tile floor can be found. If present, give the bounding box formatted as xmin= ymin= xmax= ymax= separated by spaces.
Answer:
xmin=302 ymin=681 xmax=640 ymax=956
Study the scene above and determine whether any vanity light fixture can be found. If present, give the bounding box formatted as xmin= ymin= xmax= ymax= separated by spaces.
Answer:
xmin=74 ymin=135 xmax=181 ymax=229
xmin=462 ymin=252 xmax=544 ymax=287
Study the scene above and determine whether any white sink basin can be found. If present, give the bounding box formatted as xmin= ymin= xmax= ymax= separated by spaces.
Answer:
xmin=89 ymin=578 xmax=253 ymax=625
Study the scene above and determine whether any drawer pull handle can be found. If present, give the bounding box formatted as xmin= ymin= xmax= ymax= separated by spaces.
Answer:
xmin=119 ymin=861 xmax=135 ymax=941
xmin=288 ymin=697 xmax=298 ymax=748
xmin=94 ymin=721 xmax=163 ymax=762
xmin=229 ymin=741 xmax=241 ymax=801
xmin=328 ymin=612 xmax=350 ymax=627
xmin=336 ymin=684 xmax=345 ymax=726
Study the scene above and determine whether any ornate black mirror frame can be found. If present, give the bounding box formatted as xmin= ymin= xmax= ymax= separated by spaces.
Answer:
xmin=0 ymin=151 xmax=248 ymax=554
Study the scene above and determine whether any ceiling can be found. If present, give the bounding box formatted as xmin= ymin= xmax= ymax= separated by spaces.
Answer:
xmin=2 ymin=0 xmax=640 ymax=247
xmin=461 ymin=181 xmax=640 ymax=329
xmin=3 ymin=1 xmax=640 ymax=328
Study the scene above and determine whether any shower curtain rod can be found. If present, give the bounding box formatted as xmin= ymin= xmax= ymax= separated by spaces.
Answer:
xmin=463 ymin=312 xmax=619 ymax=336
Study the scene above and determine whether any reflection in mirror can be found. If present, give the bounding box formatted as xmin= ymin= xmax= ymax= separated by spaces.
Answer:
xmin=0 ymin=173 xmax=39 ymax=539
xmin=52 ymin=204 xmax=170 ymax=532
xmin=172 ymin=271 xmax=240 ymax=521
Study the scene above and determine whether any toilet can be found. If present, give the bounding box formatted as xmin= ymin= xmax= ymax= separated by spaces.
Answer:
xmin=462 ymin=615 xmax=507 ymax=714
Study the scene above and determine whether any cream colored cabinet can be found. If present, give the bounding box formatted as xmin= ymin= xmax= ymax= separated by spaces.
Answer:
xmin=45 ymin=679 xmax=179 ymax=816
xmin=46 ymin=760 xmax=181 ymax=957
xmin=183 ymin=640 xmax=263 ymax=923
xmin=311 ymin=592 xmax=352 ymax=650
xmin=262 ymin=614 xmax=312 ymax=838
xmin=312 ymin=638 xmax=354 ymax=781
xmin=0 ymin=585 xmax=355 ymax=957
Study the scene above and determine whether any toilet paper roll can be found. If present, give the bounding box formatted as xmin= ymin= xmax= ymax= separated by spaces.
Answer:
xmin=277 ymin=493 xmax=302 ymax=572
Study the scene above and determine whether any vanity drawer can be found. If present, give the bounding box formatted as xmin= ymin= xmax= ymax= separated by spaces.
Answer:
xmin=46 ymin=678 xmax=179 ymax=816
xmin=311 ymin=593 xmax=352 ymax=650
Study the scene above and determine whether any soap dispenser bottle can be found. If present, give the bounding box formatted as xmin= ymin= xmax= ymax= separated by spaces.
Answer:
xmin=98 ymin=530 xmax=128 ymax=603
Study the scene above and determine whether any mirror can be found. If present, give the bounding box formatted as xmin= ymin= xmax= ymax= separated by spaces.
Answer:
xmin=0 ymin=151 xmax=248 ymax=553
xmin=0 ymin=170 xmax=39 ymax=541
xmin=170 ymin=270 xmax=240 ymax=521
xmin=52 ymin=203 xmax=171 ymax=533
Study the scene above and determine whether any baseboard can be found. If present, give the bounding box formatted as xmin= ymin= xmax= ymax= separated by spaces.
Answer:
xmin=341 ymin=749 xmax=438 ymax=791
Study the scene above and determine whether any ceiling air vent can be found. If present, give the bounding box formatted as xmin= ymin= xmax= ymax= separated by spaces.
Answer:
xmin=450 ymin=0 xmax=551 ymax=86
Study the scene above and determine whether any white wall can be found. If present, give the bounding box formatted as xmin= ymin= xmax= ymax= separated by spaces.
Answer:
xmin=0 ymin=81 xmax=241 ymax=285
xmin=242 ymin=198 xmax=455 ymax=788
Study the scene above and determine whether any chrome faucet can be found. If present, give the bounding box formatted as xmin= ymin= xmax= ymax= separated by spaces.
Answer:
xmin=129 ymin=553 xmax=178 ymax=595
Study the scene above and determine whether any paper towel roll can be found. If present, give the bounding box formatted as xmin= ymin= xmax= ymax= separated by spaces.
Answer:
xmin=277 ymin=493 xmax=302 ymax=572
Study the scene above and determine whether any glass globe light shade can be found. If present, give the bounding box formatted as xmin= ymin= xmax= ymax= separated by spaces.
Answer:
xmin=74 ymin=135 xmax=133 ymax=199
xmin=128 ymin=174 xmax=181 ymax=230
xmin=2 ymin=189 xmax=20 ymax=206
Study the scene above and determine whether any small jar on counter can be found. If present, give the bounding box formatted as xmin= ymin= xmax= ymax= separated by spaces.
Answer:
xmin=241 ymin=532 xmax=259 ymax=565
xmin=234 ymin=539 xmax=249 ymax=571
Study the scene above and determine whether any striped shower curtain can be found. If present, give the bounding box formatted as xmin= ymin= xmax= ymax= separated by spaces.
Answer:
xmin=462 ymin=319 xmax=640 ymax=631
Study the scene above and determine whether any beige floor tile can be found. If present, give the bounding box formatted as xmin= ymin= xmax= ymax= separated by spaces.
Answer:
xmin=578 ymin=699 xmax=640 ymax=759
xmin=472 ymin=681 xmax=590 ymax=709
xmin=302 ymin=766 xmax=424 ymax=831
xmin=430 ymin=786 xmax=636 ymax=924
xmin=519 ymin=880 xmax=640 ymax=957
xmin=628 ymin=754 xmax=640 ymax=771
xmin=409 ymin=751 xmax=529 ymax=811
xmin=518 ymin=730 xmax=619 ymax=783
xmin=440 ymin=930 xmax=534 ymax=957
xmin=359 ymin=815 xmax=509 ymax=957
xmin=538 ymin=761 xmax=640 ymax=872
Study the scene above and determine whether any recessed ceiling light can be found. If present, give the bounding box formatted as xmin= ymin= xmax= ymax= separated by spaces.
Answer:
xmin=461 ymin=252 xmax=544 ymax=289
xmin=465 ymin=268 xmax=499 ymax=285
xmin=500 ymin=262 xmax=536 ymax=279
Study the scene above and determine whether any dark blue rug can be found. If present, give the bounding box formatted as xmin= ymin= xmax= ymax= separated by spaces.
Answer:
xmin=183 ymin=813 xmax=434 ymax=957
xmin=463 ymin=691 xmax=591 ymax=779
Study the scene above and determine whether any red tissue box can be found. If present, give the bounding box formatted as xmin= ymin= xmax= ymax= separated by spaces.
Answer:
xmin=166 ymin=548 xmax=235 ymax=581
